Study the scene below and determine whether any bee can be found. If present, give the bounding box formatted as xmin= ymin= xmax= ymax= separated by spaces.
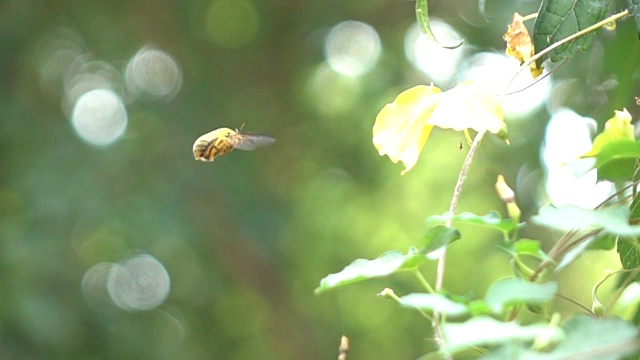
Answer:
xmin=193 ymin=127 xmax=275 ymax=161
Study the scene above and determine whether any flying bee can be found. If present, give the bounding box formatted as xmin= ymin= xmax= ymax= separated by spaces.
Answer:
xmin=193 ymin=127 xmax=275 ymax=161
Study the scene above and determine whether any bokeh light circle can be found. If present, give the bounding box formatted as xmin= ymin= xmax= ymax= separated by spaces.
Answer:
xmin=107 ymin=254 xmax=171 ymax=311
xmin=205 ymin=0 xmax=260 ymax=48
xmin=125 ymin=46 xmax=182 ymax=100
xmin=324 ymin=20 xmax=382 ymax=77
xmin=71 ymin=89 xmax=127 ymax=146
xmin=404 ymin=20 xmax=465 ymax=86
xmin=82 ymin=262 xmax=117 ymax=312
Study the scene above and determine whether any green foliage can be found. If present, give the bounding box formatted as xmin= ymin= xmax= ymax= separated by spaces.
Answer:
xmin=484 ymin=317 xmax=639 ymax=359
xmin=629 ymin=0 xmax=640 ymax=37
xmin=483 ymin=278 xmax=557 ymax=314
xmin=314 ymin=248 xmax=429 ymax=294
xmin=398 ymin=293 xmax=469 ymax=317
xmin=315 ymin=0 xmax=640 ymax=357
xmin=422 ymin=225 xmax=461 ymax=259
xmin=415 ymin=0 xmax=463 ymax=49
xmin=4 ymin=0 xmax=640 ymax=358
xmin=533 ymin=0 xmax=609 ymax=67
xmin=426 ymin=211 xmax=518 ymax=234
xmin=443 ymin=316 xmax=562 ymax=354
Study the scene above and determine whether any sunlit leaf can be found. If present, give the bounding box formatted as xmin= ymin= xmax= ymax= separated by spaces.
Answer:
xmin=314 ymin=248 xmax=428 ymax=294
xmin=512 ymin=239 xmax=543 ymax=257
xmin=582 ymin=109 xmax=640 ymax=182
xmin=503 ymin=12 xmax=543 ymax=77
xmin=533 ymin=0 xmax=609 ymax=67
xmin=585 ymin=109 xmax=635 ymax=155
xmin=398 ymin=293 xmax=469 ymax=317
xmin=427 ymin=81 xmax=506 ymax=138
xmin=422 ymin=225 xmax=461 ymax=259
xmin=373 ymin=85 xmax=441 ymax=175
xmin=586 ymin=139 xmax=640 ymax=182
xmin=443 ymin=316 xmax=562 ymax=354
xmin=484 ymin=278 xmax=557 ymax=314
xmin=426 ymin=211 xmax=518 ymax=234
xmin=533 ymin=205 xmax=640 ymax=236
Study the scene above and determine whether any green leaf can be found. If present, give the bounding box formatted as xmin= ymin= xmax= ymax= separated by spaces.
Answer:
xmin=587 ymin=233 xmax=617 ymax=250
xmin=484 ymin=278 xmax=558 ymax=314
xmin=422 ymin=225 xmax=461 ymax=259
xmin=415 ymin=0 xmax=463 ymax=49
xmin=533 ymin=205 xmax=640 ymax=236
xmin=443 ymin=316 xmax=562 ymax=354
xmin=539 ymin=316 xmax=638 ymax=359
xmin=587 ymin=139 xmax=640 ymax=182
xmin=629 ymin=0 xmax=640 ymax=38
xmin=556 ymin=234 xmax=598 ymax=272
xmin=581 ymin=108 xmax=640 ymax=182
xmin=611 ymin=282 xmax=640 ymax=321
xmin=467 ymin=316 xmax=637 ymax=359
xmin=426 ymin=211 xmax=517 ymax=234
xmin=314 ymin=248 xmax=427 ymax=294
xmin=618 ymin=236 xmax=640 ymax=284
xmin=398 ymin=293 xmax=469 ymax=317
xmin=533 ymin=0 xmax=609 ymax=67
xmin=513 ymin=239 xmax=541 ymax=255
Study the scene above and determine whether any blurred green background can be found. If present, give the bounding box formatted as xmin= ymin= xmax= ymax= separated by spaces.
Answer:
xmin=1 ymin=0 xmax=639 ymax=359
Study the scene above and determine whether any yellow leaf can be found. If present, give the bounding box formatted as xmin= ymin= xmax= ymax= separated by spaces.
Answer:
xmin=373 ymin=84 xmax=442 ymax=174
xmin=428 ymin=81 xmax=506 ymax=137
xmin=584 ymin=108 xmax=635 ymax=157
xmin=503 ymin=12 xmax=542 ymax=78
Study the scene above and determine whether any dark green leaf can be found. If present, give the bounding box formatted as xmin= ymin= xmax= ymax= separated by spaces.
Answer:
xmin=618 ymin=236 xmax=640 ymax=284
xmin=398 ymin=293 xmax=469 ymax=317
xmin=628 ymin=0 xmax=640 ymax=38
xmin=484 ymin=278 xmax=558 ymax=314
xmin=533 ymin=0 xmax=609 ymax=67
xmin=314 ymin=248 xmax=428 ymax=294
xmin=426 ymin=211 xmax=517 ymax=234
xmin=422 ymin=225 xmax=461 ymax=259
xmin=533 ymin=205 xmax=640 ymax=236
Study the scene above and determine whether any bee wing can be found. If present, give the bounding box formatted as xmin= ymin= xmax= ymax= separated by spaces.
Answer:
xmin=230 ymin=133 xmax=276 ymax=151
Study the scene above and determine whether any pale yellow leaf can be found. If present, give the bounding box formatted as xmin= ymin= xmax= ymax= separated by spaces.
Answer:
xmin=373 ymin=84 xmax=442 ymax=174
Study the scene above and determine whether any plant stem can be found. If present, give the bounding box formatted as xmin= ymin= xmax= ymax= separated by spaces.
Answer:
xmin=432 ymin=130 xmax=486 ymax=359
xmin=414 ymin=270 xmax=436 ymax=294
xmin=436 ymin=130 xmax=486 ymax=291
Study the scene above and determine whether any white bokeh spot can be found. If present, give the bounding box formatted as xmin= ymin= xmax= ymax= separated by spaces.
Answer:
xmin=324 ymin=20 xmax=381 ymax=77
xmin=71 ymin=89 xmax=127 ymax=146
